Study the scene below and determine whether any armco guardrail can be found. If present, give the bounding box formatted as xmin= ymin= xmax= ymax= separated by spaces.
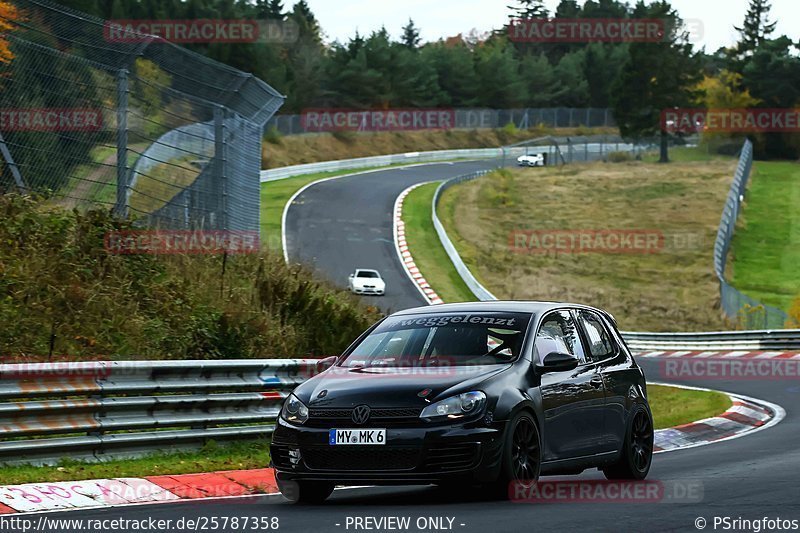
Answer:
xmin=0 ymin=360 xmax=320 ymax=465
xmin=621 ymin=329 xmax=800 ymax=351
xmin=2 ymin=329 xmax=798 ymax=464
xmin=431 ymin=170 xmax=498 ymax=302
xmin=260 ymin=136 xmax=633 ymax=182
xmin=261 ymin=148 xmax=504 ymax=182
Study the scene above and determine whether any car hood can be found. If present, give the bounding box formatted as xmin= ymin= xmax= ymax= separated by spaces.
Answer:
xmin=295 ymin=364 xmax=509 ymax=409
xmin=353 ymin=278 xmax=384 ymax=287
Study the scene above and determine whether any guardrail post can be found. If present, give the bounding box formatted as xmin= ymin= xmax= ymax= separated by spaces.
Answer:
xmin=214 ymin=106 xmax=228 ymax=230
xmin=114 ymin=69 xmax=129 ymax=218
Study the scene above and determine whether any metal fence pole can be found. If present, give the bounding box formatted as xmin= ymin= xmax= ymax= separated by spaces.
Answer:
xmin=214 ymin=106 xmax=228 ymax=230
xmin=0 ymin=132 xmax=27 ymax=194
xmin=114 ymin=69 xmax=129 ymax=218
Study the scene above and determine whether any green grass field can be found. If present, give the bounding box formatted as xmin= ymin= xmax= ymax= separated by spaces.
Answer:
xmin=648 ymin=384 xmax=732 ymax=430
xmin=731 ymin=161 xmax=800 ymax=311
xmin=402 ymin=182 xmax=476 ymax=303
xmin=428 ymin=159 xmax=735 ymax=331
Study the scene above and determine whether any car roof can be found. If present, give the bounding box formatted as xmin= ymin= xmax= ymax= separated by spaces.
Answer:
xmin=391 ymin=300 xmax=611 ymax=319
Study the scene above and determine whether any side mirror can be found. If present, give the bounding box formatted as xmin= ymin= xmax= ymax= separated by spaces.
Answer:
xmin=348 ymin=273 xmax=354 ymax=278
xmin=317 ymin=356 xmax=338 ymax=372
xmin=536 ymin=351 xmax=579 ymax=373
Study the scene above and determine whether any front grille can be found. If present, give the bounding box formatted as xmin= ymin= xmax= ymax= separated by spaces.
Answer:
xmin=424 ymin=443 xmax=480 ymax=471
xmin=303 ymin=446 xmax=419 ymax=471
xmin=307 ymin=407 xmax=422 ymax=427
xmin=309 ymin=407 xmax=421 ymax=418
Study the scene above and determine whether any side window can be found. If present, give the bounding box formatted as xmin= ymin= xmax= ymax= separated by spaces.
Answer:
xmin=578 ymin=311 xmax=616 ymax=362
xmin=535 ymin=310 xmax=587 ymax=363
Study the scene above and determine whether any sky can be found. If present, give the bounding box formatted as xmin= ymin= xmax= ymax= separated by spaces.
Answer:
xmin=304 ymin=0 xmax=800 ymax=52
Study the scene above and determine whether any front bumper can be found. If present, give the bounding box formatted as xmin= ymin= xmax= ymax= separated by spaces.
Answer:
xmin=352 ymin=287 xmax=384 ymax=295
xmin=270 ymin=417 xmax=507 ymax=485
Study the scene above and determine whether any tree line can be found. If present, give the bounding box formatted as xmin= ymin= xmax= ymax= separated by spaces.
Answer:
xmin=14 ymin=0 xmax=800 ymax=161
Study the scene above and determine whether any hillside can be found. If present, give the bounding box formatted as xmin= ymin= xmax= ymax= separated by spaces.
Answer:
xmin=437 ymin=150 xmax=737 ymax=332
xmin=0 ymin=195 xmax=381 ymax=361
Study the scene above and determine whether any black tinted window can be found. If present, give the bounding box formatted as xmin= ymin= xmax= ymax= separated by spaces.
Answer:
xmin=578 ymin=311 xmax=615 ymax=361
xmin=536 ymin=310 xmax=586 ymax=363
xmin=343 ymin=312 xmax=532 ymax=367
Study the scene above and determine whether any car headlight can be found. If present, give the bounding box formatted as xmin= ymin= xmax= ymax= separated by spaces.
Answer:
xmin=280 ymin=393 xmax=309 ymax=425
xmin=420 ymin=391 xmax=486 ymax=419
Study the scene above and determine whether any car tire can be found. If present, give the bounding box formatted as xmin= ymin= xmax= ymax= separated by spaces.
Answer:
xmin=602 ymin=404 xmax=654 ymax=480
xmin=488 ymin=411 xmax=541 ymax=499
xmin=277 ymin=479 xmax=334 ymax=504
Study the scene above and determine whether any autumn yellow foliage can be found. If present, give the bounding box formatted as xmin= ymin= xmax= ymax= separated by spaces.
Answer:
xmin=788 ymin=296 xmax=800 ymax=328
xmin=0 ymin=1 xmax=21 ymax=64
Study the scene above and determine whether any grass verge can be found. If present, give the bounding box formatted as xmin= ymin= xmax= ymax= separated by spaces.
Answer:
xmin=0 ymin=440 xmax=271 ymax=486
xmin=0 ymin=195 xmax=382 ymax=360
xmin=730 ymin=160 xmax=800 ymax=312
xmin=402 ymin=183 xmax=475 ymax=303
xmin=436 ymin=157 xmax=738 ymax=331
xmin=648 ymin=384 xmax=732 ymax=430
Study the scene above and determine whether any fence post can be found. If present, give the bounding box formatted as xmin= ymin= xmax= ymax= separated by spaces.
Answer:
xmin=0 ymin=132 xmax=27 ymax=194
xmin=114 ymin=69 xmax=129 ymax=218
xmin=214 ymin=106 xmax=228 ymax=230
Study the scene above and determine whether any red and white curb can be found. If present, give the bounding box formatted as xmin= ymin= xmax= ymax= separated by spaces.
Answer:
xmin=651 ymin=383 xmax=784 ymax=454
xmin=0 ymin=468 xmax=278 ymax=515
xmin=393 ymin=182 xmax=444 ymax=305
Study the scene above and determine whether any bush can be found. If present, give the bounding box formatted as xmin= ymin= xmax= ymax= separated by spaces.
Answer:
xmin=0 ymin=195 xmax=382 ymax=361
xmin=263 ymin=126 xmax=283 ymax=145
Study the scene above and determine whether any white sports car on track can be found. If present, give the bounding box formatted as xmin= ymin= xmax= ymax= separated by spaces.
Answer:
xmin=348 ymin=269 xmax=386 ymax=296
xmin=517 ymin=153 xmax=546 ymax=167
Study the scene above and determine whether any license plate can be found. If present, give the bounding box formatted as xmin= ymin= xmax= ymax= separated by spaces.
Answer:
xmin=329 ymin=428 xmax=386 ymax=445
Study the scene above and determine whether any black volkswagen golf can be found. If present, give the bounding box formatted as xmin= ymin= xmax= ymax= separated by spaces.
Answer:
xmin=271 ymin=301 xmax=653 ymax=503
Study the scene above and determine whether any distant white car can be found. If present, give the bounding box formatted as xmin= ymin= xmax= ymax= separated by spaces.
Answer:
xmin=348 ymin=269 xmax=385 ymax=296
xmin=517 ymin=153 xmax=546 ymax=167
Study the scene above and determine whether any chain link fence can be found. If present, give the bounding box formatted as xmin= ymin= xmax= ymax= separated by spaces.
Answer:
xmin=714 ymin=139 xmax=788 ymax=329
xmin=0 ymin=0 xmax=284 ymax=232
xmin=266 ymin=107 xmax=615 ymax=135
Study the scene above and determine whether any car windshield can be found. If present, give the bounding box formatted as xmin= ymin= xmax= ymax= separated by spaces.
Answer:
xmin=341 ymin=312 xmax=532 ymax=367
xmin=357 ymin=271 xmax=379 ymax=278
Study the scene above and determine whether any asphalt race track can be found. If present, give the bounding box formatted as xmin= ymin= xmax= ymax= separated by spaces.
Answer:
xmin=34 ymin=160 xmax=800 ymax=531
xmin=283 ymin=159 xmax=502 ymax=312
xmin=39 ymin=360 xmax=798 ymax=532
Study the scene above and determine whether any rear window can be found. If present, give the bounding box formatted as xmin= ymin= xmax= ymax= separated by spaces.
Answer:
xmin=341 ymin=312 xmax=532 ymax=367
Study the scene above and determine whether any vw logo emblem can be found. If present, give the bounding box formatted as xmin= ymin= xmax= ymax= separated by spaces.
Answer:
xmin=351 ymin=405 xmax=370 ymax=425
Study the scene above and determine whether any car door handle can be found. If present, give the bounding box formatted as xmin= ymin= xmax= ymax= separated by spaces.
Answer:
xmin=590 ymin=376 xmax=604 ymax=388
